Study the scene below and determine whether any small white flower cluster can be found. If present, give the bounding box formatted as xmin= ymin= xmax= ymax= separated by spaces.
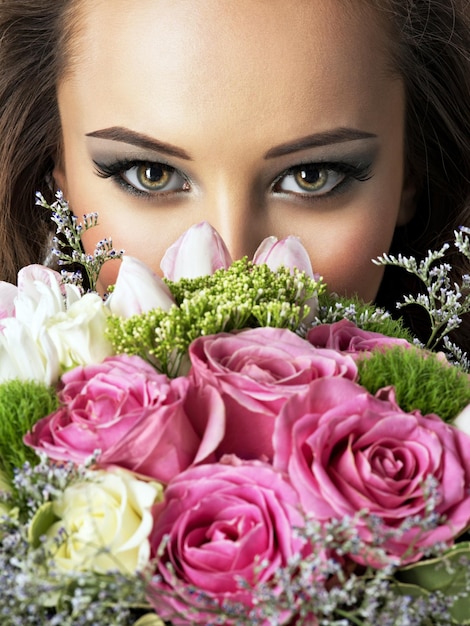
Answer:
xmin=37 ymin=191 xmax=124 ymax=292
xmin=375 ymin=227 xmax=470 ymax=362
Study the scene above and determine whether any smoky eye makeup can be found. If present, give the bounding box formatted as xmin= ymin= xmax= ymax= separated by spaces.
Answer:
xmin=271 ymin=156 xmax=375 ymax=199
xmin=92 ymin=157 xmax=191 ymax=197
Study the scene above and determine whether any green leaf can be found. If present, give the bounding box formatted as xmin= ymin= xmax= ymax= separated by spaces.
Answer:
xmin=395 ymin=542 xmax=470 ymax=624
xmin=28 ymin=501 xmax=60 ymax=548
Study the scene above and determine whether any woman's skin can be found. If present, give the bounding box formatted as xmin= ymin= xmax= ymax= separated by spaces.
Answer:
xmin=54 ymin=0 xmax=416 ymax=298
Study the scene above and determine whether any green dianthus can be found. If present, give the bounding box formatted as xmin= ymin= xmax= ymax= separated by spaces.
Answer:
xmin=357 ymin=347 xmax=470 ymax=421
xmin=0 ymin=380 xmax=58 ymax=481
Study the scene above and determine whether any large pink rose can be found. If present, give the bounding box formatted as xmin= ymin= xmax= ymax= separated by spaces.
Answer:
xmin=148 ymin=459 xmax=306 ymax=625
xmin=188 ymin=327 xmax=357 ymax=459
xmin=307 ymin=319 xmax=411 ymax=358
xmin=24 ymin=354 xmax=225 ymax=483
xmin=273 ymin=377 xmax=470 ymax=566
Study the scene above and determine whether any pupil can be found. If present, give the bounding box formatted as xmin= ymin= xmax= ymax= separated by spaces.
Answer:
xmin=300 ymin=166 xmax=320 ymax=184
xmin=145 ymin=164 xmax=164 ymax=182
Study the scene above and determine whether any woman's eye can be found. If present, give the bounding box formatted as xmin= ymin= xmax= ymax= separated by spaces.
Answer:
xmin=274 ymin=164 xmax=347 ymax=196
xmin=122 ymin=162 xmax=188 ymax=193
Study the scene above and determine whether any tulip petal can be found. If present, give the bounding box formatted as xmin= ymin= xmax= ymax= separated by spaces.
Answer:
xmin=160 ymin=222 xmax=232 ymax=280
xmin=108 ymin=256 xmax=175 ymax=317
xmin=253 ymin=235 xmax=314 ymax=277
xmin=454 ymin=403 xmax=470 ymax=436
xmin=0 ymin=282 xmax=18 ymax=320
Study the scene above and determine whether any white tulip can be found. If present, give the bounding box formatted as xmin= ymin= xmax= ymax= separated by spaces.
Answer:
xmin=107 ymin=256 xmax=175 ymax=317
xmin=454 ymin=403 xmax=470 ymax=436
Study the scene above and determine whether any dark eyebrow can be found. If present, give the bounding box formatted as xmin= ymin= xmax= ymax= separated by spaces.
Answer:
xmin=264 ymin=128 xmax=377 ymax=159
xmin=85 ymin=126 xmax=192 ymax=160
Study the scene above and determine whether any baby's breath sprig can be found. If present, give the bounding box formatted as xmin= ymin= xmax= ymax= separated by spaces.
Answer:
xmin=10 ymin=456 xmax=91 ymax=522
xmin=107 ymin=258 xmax=323 ymax=377
xmin=1 ymin=459 xmax=155 ymax=625
xmin=1 ymin=461 xmax=460 ymax=625
xmin=144 ymin=510 xmax=455 ymax=626
xmin=37 ymin=191 xmax=124 ymax=292
xmin=315 ymin=292 xmax=416 ymax=342
xmin=374 ymin=228 xmax=470 ymax=355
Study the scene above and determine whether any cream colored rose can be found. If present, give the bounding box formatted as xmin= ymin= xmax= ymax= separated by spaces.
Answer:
xmin=132 ymin=614 xmax=165 ymax=626
xmin=34 ymin=469 xmax=162 ymax=574
xmin=0 ymin=468 xmax=12 ymax=517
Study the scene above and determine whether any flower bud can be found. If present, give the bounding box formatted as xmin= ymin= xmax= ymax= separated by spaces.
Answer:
xmin=253 ymin=235 xmax=314 ymax=277
xmin=454 ymin=403 xmax=470 ymax=436
xmin=160 ymin=222 xmax=232 ymax=280
xmin=0 ymin=283 xmax=18 ymax=322
xmin=108 ymin=256 xmax=175 ymax=317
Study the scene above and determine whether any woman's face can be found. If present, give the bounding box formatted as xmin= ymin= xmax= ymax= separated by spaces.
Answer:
xmin=55 ymin=0 xmax=414 ymax=299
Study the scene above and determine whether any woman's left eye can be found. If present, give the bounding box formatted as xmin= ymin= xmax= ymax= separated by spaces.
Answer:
xmin=121 ymin=162 xmax=188 ymax=193
xmin=273 ymin=163 xmax=370 ymax=196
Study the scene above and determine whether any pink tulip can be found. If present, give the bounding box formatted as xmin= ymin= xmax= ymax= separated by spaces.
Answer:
xmin=0 ymin=265 xmax=63 ymax=323
xmin=253 ymin=235 xmax=314 ymax=277
xmin=160 ymin=222 xmax=232 ymax=280
xmin=0 ymin=282 xmax=18 ymax=321
xmin=107 ymin=256 xmax=175 ymax=317
xmin=17 ymin=264 xmax=63 ymax=293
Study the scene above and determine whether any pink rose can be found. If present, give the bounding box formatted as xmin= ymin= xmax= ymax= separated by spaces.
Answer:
xmin=24 ymin=354 xmax=225 ymax=482
xmin=188 ymin=327 xmax=357 ymax=459
xmin=307 ymin=319 xmax=411 ymax=358
xmin=273 ymin=377 xmax=470 ymax=566
xmin=149 ymin=459 xmax=306 ymax=624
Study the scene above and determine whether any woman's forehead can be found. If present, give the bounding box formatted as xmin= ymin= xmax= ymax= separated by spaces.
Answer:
xmin=61 ymin=0 xmax=400 ymax=143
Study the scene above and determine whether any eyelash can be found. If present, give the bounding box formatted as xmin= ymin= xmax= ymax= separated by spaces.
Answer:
xmin=93 ymin=158 xmax=191 ymax=198
xmin=93 ymin=158 xmax=372 ymax=199
xmin=272 ymin=161 xmax=373 ymax=198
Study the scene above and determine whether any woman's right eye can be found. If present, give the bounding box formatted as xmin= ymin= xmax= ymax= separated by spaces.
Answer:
xmin=94 ymin=159 xmax=190 ymax=195
xmin=122 ymin=162 xmax=189 ymax=193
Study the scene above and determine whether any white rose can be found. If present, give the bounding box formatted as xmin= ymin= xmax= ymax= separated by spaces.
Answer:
xmin=46 ymin=292 xmax=113 ymax=370
xmin=0 ymin=319 xmax=60 ymax=384
xmin=36 ymin=469 xmax=162 ymax=574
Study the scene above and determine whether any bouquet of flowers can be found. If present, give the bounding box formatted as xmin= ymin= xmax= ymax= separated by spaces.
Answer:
xmin=1 ymin=192 xmax=470 ymax=626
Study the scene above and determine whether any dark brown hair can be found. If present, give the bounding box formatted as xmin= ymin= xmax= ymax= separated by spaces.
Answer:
xmin=0 ymin=1 xmax=470 ymax=348
xmin=371 ymin=0 xmax=470 ymax=348
xmin=0 ymin=1 xmax=73 ymax=282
